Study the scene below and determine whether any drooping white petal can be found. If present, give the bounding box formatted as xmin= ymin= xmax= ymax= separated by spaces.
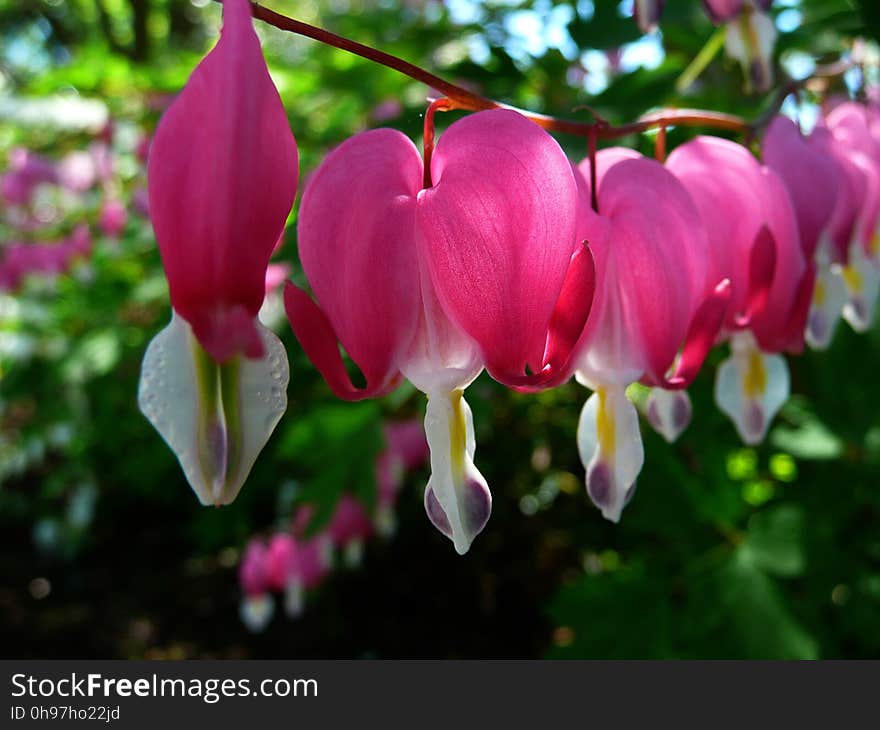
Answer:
xmin=714 ymin=331 xmax=789 ymax=445
xmin=644 ymin=387 xmax=693 ymax=443
xmin=724 ymin=7 xmax=777 ymax=92
xmin=806 ymin=263 xmax=847 ymax=350
xmin=138 ymin=311 xmax=289 ymax=506
xmin=240 ymin=594 xmax=274 ymax=633
xmin=284 ymin=578 xmax=305 ymax=619
xmin=343 ymin=539 xmax=364 ymax=569
xmin=577 ymin=384 xmax=644 ymax=523
xmin=423 ymin=389 xmax=491 ymax=555
xmin=841 ymin=241 xmax=880 ymax=333
xmin=374 ymin=504 xmax=397 ymax=538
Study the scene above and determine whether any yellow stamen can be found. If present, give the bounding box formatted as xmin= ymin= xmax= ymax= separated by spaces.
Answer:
xmin=448 ymin=389 xmax=468 ymax=481
xmin=743 ymin=349 xmax=767 ymax=399
xmin=871 ymin=232 xmax=880 ymax=258
xmin=841 ymin=264 xmax=863 ymax=294
xmin=813 ymin=278 xmax=826 ymax=307
xmin=596 ymin=388 xmax=616 ymax=457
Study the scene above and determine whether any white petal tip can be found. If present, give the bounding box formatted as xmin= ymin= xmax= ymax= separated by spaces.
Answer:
xmin=138 ymin=313 xmax=289 ymax=507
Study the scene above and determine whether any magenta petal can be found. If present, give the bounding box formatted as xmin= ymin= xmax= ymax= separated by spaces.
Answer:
xmin=294 ymin=128 xmax=423 ymax=395
xmin=774 ymin=265 xmax=816 ymax=354
xmin=580 ymin=155 xmax=710 ymax=383
xmin=702 ymin=0 xmax=744 ymax=23
xmin=511 ymin=243 xmax=597 ymax=392
xmin=284 ymin=282 xmax=399 ymax=401
xmin=807 ymin=127 xmax=866 ymax=264
xmin=668 ymin=137 xmax=806 ymax=352
xmin=147 ymin=0 xmax=298 ymax=362
xmin=762 ymin=115 xmax=838 ymax=262
xmin=734 ymin=225 xmax=777 ymax=328
xmin=644 ymin=278 xmax=731 ymax=389
xmin=417 ymin=109 xmax=579 ymax=385
xmin=750 ymin=168 xmax=807 ymax=351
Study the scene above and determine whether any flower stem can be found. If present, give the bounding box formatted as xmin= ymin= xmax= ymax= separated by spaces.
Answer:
xmin=241 ymin=1 xmax=751 ymax=139
xmin=423 ymin=98 xmax=459 ymax=189
xmin=234 ymin=2 xmax=850 ymax=141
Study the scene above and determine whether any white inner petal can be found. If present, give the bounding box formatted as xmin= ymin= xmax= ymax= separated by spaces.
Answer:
xmin=576 ymin=383 xmax=645 ymax=523
xmin=806 ymin=264 xmax=847 ymax=350
xmin=714 ymin=331 xmax=789 ymax=445
xmin=644 ymin=387 xmax=693 ymax=444
xmin=841 ymin=240 xmax=880 ymax=333
xmin=138 ymin=311 xmax=289 ymax=506
xmin=240 ymin=594 xmax=275 ymax=633
xmin=423 ymin=389 xmax=491 ymax=555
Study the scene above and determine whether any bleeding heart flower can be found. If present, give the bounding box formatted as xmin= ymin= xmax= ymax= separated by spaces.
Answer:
xmin=139 ymin=0 xmax=298 ymax=507
xmin=763 ymin=116 xmax=838 ymax=265
xmin=99 ymin=197 xmax=128 ymax=239
xmin=633 ymin=0 xmax=665 ymax=33
xmin=327 ymin=494 xmax=374 ymax=568
xmin=667 ymin=136 xmax=807 ymax=445
xmin=824 ymin=104 xmax=880 ymax=333
xmin=703 ymin=1 xmax=776 ymax=93
xmin=238 ymin=539 xmax=274 ymax=633
xmin=57 ymin=151 xmax=97 ymax=193
xmin=0 ymin=224 xmax=92 ymax=292
xmin=570 ymin=149 xmax=730 ymax=521
xmin=1 ymin=148 xmax=57 ymax=205
xmin=285 ymin=109 xmax=594 ymax=553
xmin=762 ymin=115 xmax=839 ymax=350
xmin=374 ymin=419 xmax=430 ymax=537
xmin=644 ymin=387 xmax=693 ymax=444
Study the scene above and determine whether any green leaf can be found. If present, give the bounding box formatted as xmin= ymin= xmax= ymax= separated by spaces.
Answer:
xmin=716 ymin=551 xmax=819 ymax=659
xmin=741 ymin=504 xmax=806 ymax=577
xmin=770 ymin=420 xmax=843 ymax=460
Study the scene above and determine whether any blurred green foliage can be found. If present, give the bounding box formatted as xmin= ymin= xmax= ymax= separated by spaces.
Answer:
xmin=0 ymin=0 xmax=878 ymax=658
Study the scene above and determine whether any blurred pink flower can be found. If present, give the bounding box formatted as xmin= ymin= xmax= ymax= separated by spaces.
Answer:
xmin=238 ymin=539 xmax=274 ymax=633
xmin=1 ymin=148 xmax=57 ymax=205
xmin=131 ymin=187 xmax=150 ymax=218
xmin=374 ymin=419 xmax=428 ymax=536
xmin=99 ymin=198 xmax=128 ymax=238
xmin=328 ymin=494 xmax=373 ymax=567
xmin=58 ymin=151 xmax=97 ymax=193
xmin=0 ymin=224 xmax=92 ymax=292
xmin=370 ymin=99 xmax=403 ymax=123
xmin=136 ymin=134 xmax=152 ymax=163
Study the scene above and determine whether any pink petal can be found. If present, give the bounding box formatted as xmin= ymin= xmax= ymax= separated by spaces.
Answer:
xmin=265 ymin=533 xmax=297 ymax=593
xmin=147 ymin=0 xmax=298 ymax=362
xmin=762 ymin=115 xmax=839 ymax=262
xmin=239 ymin=539 xmax=269 ymax=596
xmin=99 ymin=198 xmax=128 ymax=238
xmin=284 ymin=283 xmax=400 ymax=400
xmin=668 ymin=137 xmax=806 ymax=352
xmin=644 ymin=278 xmax=732 ymax=389
xmin=827 ymin=102 xmax=880 ymax=168
xmin=417 ymin=109 xmax=581 ymax=385
xmin=807 ymin=127 xmax=866 ymax=264
xmin=775 ymin=264 xmax=817 ymax=354
xmin=701 ymin=0 xmax=745 ymax=23
xmin=264 ymin=262 xmax=291 ymax=295
xmin=288 ymin=128 xmax=423 ymax=397
xmin=507 ymin=243 xmax=597 ymax=392
xmin=576 ymin=153 xmax=711 ymax=384
xmin=667 ymin=137 xmax=765 ymax=324
xmin=733 ymin=224 xmax=777 ymax=328
xmin=749 ymin=168 xmax=807 ymax=353
xmin=328 ymin=494 xmax=373 ymax=546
